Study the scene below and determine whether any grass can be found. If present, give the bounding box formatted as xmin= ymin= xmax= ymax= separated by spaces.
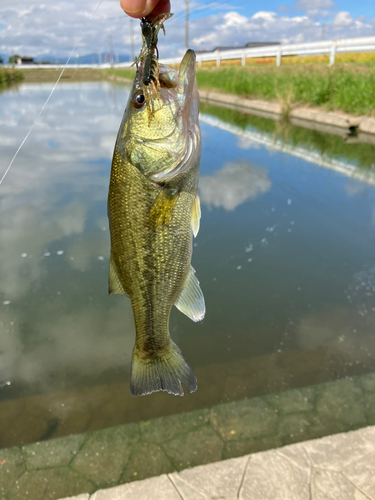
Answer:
xmin=196 ymin=65 xmax=375 ymax=116
xmin=106 ymin=68 xmax=136 ymax=80
xmin=19 ymin=68 xmax=104 ymax=82
xmin=0 ymin=67 xmax=24 ymax=87
xmin=105 ymin=56 xmax=375 ymax=116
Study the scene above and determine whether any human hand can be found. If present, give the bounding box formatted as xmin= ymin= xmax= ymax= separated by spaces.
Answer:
xmin=120 ymin=0 xmax=171 ymax=19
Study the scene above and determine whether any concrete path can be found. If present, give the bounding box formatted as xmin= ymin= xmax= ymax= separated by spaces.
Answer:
xmin=60 ymin=425 xmax=375 ymax=500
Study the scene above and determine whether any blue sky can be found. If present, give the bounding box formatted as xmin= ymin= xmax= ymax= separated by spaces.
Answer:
xmin=193 ymin=0 xmax=374 ymax=19
xmin=0 ymin=0 xmax=374 ymax=60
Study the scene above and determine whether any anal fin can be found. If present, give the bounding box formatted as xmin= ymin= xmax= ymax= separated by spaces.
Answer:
xmin=109 ymin=255 xmax=128 ymax=296
xmin=175 ymin=266 xmax=205 ymax=322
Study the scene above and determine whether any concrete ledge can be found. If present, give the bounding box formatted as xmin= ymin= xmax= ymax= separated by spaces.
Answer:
xmin=289 ymin=107 xmax=361 ymax=129
xmin=59 ymin=425 xmax=375 ymax=500
xmin=359 ymin=117 xmax=375 ymax=134
xmin=198 ymin=89 xmax=375 ymax=137
xmin=2 ymin=372 xmax=375 ymax=500
xmin=199 ymin=90 xmax=282 ymax=120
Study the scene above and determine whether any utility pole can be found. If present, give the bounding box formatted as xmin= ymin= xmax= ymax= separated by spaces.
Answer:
xmin=322 ymin=23 xmax=325 ymax=41
xmin=185 ymin=0 xmax=190 ymax=50
xmin=109 ymin=34 xmax=113 ymax=65
xmin=130 ymin=18 xmax=135 ymax=61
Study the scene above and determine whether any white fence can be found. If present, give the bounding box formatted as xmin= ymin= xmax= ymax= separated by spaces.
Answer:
xmin=8 ymin=35 xmax=375 ymax=70
xmin=157 ymin=35 xmax=375 ymax=68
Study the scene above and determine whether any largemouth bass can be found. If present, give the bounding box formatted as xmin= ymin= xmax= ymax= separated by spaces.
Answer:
xmin=108 ymin=49 xmax=204 ymax=397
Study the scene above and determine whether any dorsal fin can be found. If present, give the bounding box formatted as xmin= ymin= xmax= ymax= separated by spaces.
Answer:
xmin=175 ymin=266 xmax=205 ymax=322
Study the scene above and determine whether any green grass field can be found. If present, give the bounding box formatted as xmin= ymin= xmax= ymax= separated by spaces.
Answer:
xmin=196 ymin=65 xmax=375 ymax=116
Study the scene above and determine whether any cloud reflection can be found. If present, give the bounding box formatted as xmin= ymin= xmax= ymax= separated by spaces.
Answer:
xmin=0 ymin=82 xmax=135 ymax=392
xmin=199 ymin=160 xmax=271 ymax=211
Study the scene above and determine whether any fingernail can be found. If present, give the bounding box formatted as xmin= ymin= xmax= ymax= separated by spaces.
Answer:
xmin=120 ymin=0 xmax=147 ymax=15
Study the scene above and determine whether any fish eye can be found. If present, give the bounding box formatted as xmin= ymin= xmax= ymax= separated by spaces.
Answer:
xmin=132 ymin=92 xmax=145 ymax=109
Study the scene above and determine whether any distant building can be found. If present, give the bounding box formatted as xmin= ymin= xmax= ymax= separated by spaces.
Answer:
xmin=196 ymin=42 xmax=280 ymax=54
xmin=245 ymin=42 xmax=280 ymax=49
xmin=16 ymin=56 xmax=34 ymax=65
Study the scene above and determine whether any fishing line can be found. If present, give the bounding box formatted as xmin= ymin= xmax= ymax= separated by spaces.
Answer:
xmin=0 ymin=0 xmax=104 ymax=187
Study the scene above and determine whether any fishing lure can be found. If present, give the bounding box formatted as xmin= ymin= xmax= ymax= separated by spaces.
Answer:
xmin=134 ymin=13 xmax=173 ymax=117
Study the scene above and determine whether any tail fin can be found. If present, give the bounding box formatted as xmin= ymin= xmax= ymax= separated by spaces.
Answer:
xmin=130 ymin=341 xmax=197 ymax=397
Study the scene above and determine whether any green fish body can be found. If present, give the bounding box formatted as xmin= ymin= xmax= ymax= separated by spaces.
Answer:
xmin=108 ymin=50 xmax=204 ymax=397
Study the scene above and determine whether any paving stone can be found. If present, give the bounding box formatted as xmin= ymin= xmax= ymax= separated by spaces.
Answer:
xmin=170 ymin=455 xmax=249 ymax=500
xmin=211 ymin=397 xmax=277 ymax=441
xmin=223 ymin=435 xmax=282 ymax=460
xmin=139 ymin=409 xmax=210 ymax=444
xmin=276 ymin=443 xmax=311 ymax=471
xmin=343 ymin=451 xmax=375 ymax=499
xmin=316 ymin=379 xmax=366 ymax=427
xmin=7 ymin=468 xmax=94 ymax=500
xmin=311 ymin=468 xmax=368 ymax=500
xmin=91 ymin=474 xmax=181 ymax=500
xmin=357 ymin=373 xmax=375 ymax=393
xmin=168 ymin=476 xmax=206 ymax=500
xmin=23 ymin=434 xmax=88 ymax=470
xmin=303 ymin=427 xmax=375 ymax=471
xmin=265 ymin=387 xmax=315 ymax=414
xmin=0 ymin=447 xmax=25 ymax=496
xmin=240 ymin=450 xmax=310 ymax=500
xmin=120 ymin=443 xmax=174 ymax=483
xmin=71 ymin=423 xmax=140 ymax=486
xmin=163 ymin=426 xmax=223 ymax=470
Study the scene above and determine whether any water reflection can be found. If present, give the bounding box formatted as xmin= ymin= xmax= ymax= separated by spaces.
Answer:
xmin=0 ymin=82 xmax=134 ymax=395
xmin=199 ymin=161 xmax=271 ymax=211
xmin=0 ymin=81 xmax=375 ymax=449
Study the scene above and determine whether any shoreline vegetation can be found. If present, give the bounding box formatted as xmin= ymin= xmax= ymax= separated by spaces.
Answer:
xmin=0 ymin=68 xmax=24 ymax=88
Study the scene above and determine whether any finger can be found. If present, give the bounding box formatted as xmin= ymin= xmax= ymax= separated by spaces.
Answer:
xmin=120 ymin=0 xmax=170 ymax=19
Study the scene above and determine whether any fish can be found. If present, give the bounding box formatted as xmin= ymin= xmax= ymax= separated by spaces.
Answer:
xmin=108 ymin=49 xmax=205 ymax=397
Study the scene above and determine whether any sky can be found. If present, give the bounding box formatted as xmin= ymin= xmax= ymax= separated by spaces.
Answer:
xmin=0 ymin=0 xmax=374 ymax=61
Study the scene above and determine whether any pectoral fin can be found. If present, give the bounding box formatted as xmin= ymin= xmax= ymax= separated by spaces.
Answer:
xmin=147 ymin=188 xmax=180 ymax=229
xmin=109 ymin=255 xmax=128 ymax=296
xmin=175 ymin=266 xmax=205 ymax=322
xmin=191 ymin=194 xmax=201 ymax=238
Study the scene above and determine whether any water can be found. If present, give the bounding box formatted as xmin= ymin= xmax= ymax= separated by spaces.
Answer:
xmin=1 ymin=81 xmax=375 ymax=450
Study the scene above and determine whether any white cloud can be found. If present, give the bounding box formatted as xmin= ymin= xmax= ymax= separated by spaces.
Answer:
xmin=294 ymin=0 xmax=337 ymax=10
xmin=0 ymin=0 xmax=374 ymax=60
xmin=333 ymin=11 xmax=354 ymax=26
xmin=190 ymin=9 xmax=375 ymax=50
xmin=252 ymin=11 xmax=277 ymax=22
